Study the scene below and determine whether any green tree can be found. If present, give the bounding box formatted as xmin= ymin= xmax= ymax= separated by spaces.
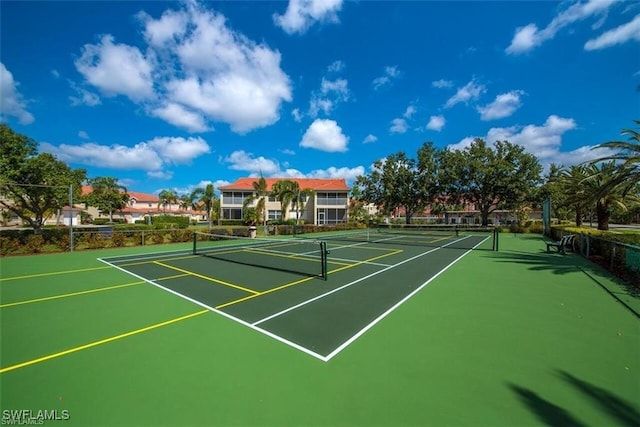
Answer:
xmin=158 ymin=189 xmax=178 ymax=213
xmin=558 ymin=165 xmax=590 ymax=227
xmin=537 ymin=163 xmax=572 ymax=222
xmin=439 ymin=139 xmax=542 ymax=226
xmin=271 ymin=180 xmax=295 ymax=221
xmin=192 ymin=183 xmax=216 ymax=228
xmin=84 ymin=177 xmax=129 ymax=223
xmin=591 ymin=120 xmax=640 ymax=195
xmin=581 ymin=161 xmax=639 ymax=230
xmin=355 ymin=142 xmax=442 ymax=224
xmin=0 ymin=126 xmax=86 ymax=231
xmin=243 ymin=173 xmax=269 ymax=230
xmin=291 ymin=183 xmax=313 ymax=225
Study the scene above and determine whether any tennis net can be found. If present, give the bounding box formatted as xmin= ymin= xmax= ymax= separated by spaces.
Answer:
xmin=192 ymin=231 xmax=328 ymax=279
xmin=376 ymin=223 xmax=498 ymax=250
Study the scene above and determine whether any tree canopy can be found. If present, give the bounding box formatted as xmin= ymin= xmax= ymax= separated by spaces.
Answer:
xmin=0 ymin=125 xmax=86 ymax=230
xmin=439 ymin=139 xmax=542 ymax=226
xmin=83 ymin=177 xmax=129 ymax=223
xmin=355 ymin=142 xmax=441 ymax=224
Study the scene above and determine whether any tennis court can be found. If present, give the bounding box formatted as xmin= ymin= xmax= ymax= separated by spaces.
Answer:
xmin=1 ymin=229 xmax=638 ymax=426
xmin=99 ymin=227 xmax=496 ymax=360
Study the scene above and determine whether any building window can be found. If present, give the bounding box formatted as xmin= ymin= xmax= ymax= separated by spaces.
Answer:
xmin=268 ymin=210 xmax=282 ymax=220
xmin=222 ymin=208 xmax=243 ymax=220
xmin=316 ymin=192 xmax=347 ymax=206
xmin=222 ymin=192 xmax=252 ymax=205
xmin=317 ymin=208 xmax=347 ymax=225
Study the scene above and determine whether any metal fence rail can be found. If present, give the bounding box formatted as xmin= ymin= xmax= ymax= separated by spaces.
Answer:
xmin=573 ymin=233 xmax=640 ymax=288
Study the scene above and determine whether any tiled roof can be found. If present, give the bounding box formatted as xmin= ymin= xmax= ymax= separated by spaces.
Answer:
xmin=218 ymin=178 xmax=350 ymax=191
xmin=81 ymin=186 xmax=159 ymax=202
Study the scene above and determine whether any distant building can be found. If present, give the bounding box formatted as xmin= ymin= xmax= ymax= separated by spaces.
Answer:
xmin=218 ymin=178 xmax=350 ymax=225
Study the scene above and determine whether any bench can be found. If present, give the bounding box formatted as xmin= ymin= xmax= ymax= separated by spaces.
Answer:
xmin=546 ymin=234 xmax=575 ymax=254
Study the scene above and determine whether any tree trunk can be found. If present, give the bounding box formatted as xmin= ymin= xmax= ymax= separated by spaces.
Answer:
xmin=574 ymin=207 xmax=582 ymax=227
xmin=596 ymin=202 xmax=609 ymax=231
xmin=480 ymin=210 xmax=490 ymax=226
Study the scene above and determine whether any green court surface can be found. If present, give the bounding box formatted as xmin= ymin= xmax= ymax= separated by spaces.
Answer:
xmin=1 ymin=232 xmax=638 ymax=426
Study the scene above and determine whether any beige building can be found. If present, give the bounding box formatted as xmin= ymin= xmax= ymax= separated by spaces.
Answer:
xmin=218 ymin=178 xmax=350 ymax=225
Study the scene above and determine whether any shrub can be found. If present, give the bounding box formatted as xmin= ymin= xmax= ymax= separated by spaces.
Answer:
xmin=25 ymin=234 xmax=45 ymax=253
xmin=111 ymin=232 xmax=127 ymax=247
xmin=152 ymin=215 xmax=189 ymax=228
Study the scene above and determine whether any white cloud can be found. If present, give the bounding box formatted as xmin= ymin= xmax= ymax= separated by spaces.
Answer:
xmin=477 ymin=90 xmax=525 ymax=121
xmin=372 ymin=66 xmax=401 ymax=90
xmin=78 ymin=131 xmax=90 ymax=139
xmin=363 ymin=134 xmax=378 ymax=143
xmin=148 ymin=170 xmax=174 ymax=180
xmin=39 ymin=136 xmax=211 ymax=172
xmin=146 ymin=136 xmax=211 ymax=164
xmin=585 ymin=14 xmax=640 ymax=50
xmin=75 ymin=35 xmax=155 ymax=102
xmin=426 ymin=115 xmax=445 ymax=131
xmin=506 ymin=0 xmax=617 ymax=54
xmin=432 ymin=79 xmax=453 ymax=89
xmin=445 ymin=79 xmax=486 ymax=108
xmin=300 ymin=119 xmax=349 ymax=152
xmin=449 ymin=115 xmax=583 ymax=167
xmin=273 ymin=0 xmax=343 ymax=34
xmin=69 ymin=81 xmax=101 ymax=106
xmin=306 ymin=166 xmax=365 ymax=180
xmin=403 ymin=105 xmax=416 ymax=119
xmin=51 ymin=70 xmax=60 ymax=79
xmin=223 ymin=150 xmax=280 ymax=174
xmin=0 ymin=63 xmax=34 ymax=124
xmin=280 ymin=148 xmax=296 ymax=155
xmin=75 ymin=2 xmax=292 ymax=134
xmin=40 ymin=141 xmax=164 ymax=171
xmin=291 ymin=108 xmax=303 ymax=122
xmin=308 ymin=77 xmax=350 ymax=117
xmin=151 ymin=103 xmax=210 ymax=133
xmin=327 ymin=60 xmax=345 ymax=72
xmin=389 ymin=118 xmax=408 ymax=134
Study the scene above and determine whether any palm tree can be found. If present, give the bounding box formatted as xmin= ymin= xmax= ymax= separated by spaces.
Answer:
xmin=158 ymin=189 xmax=178 ymax=213
xmin=243 ymin=173 xmax=269 ymax=229
xmin=271 ymin=180 xmax=295 ymax=221
xmin=558 ymin=165 xmax=590 ymax=227
xmin=179 ymin=192 xmax=198 ymax=211
xmin=581 ymin=161 xmax=640 ymax=230
xmin=192 ymin=183 xmax=216 ymax=228
xmin=290 ymin=182 xmax=314 ymax=225
xmin=591 ymin=120 xmax=640 ymax=194
xmin=86 ymin=176 xmax=129 ymax=223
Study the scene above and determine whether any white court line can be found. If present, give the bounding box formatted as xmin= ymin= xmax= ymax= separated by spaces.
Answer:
xmin=253 ymin=235 xmax=472 ymax=327
xmin=98 ymin=233 xmax=489 ymax=363
xmin=324 ymin=235 xmax=490 ymax=361
xmin=97 ymin=257 xmax=328 ymax=361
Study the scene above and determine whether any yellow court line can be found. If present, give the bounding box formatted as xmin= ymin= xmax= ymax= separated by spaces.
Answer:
xmin=0 ymin=281 xmax=144 ymax=308
xmin=215 ymin=248 xmax=403 ymax=309
xmin=0 ymin=266 xmax=111 ymax=282
xmin=153 ymin=261 xmax=259 ymax=295
xmin=118 ymin=254 xmax=198 ymax=267
xmin=0 ymin=273 xmax=189 ymax=309
xmin=0 ymin=310 xmax=209 ymax=375
xmin=244 ymin=248 xmax=319 ymax=263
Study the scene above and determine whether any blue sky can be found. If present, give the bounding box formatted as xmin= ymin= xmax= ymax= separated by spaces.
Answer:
xmin=1 ymin=0 xmax=638 ymax=196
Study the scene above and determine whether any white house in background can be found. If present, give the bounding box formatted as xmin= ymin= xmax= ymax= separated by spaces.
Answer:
xmin=218 ymin=178 xmax=351 ymax=225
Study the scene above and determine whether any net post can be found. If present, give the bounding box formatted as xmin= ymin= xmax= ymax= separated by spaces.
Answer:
xmin=493 ymin=227 xmax=499 ymax=251
xmin=321 ymin=240 xmax=328 ymax=280
xmin=192 ymin=231 xmax=197 ymax=255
